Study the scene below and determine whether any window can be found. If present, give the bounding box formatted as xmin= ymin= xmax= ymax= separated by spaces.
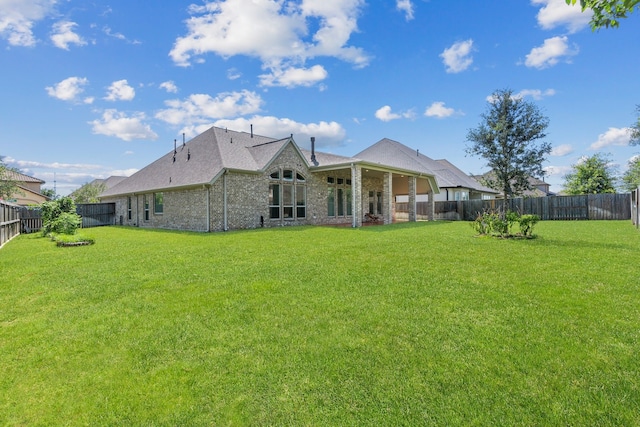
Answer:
xmin=328 ymin=187 xmax=335 ymax=216
xmin=269 ymin=169 xmax=306 ymax=220
xmin=154 ymin=192 xmax=163 ymax=214
xmin=269 ymin=184 xmax=280 ymax=219
xmin=144 ymin=195 xmax=149 ymax=221
xmin=296 ymin=185 xmax=306 ymax=218
xmin=127 ymin=197 xmax=132 ymax=220
xmin=328 ymin=176 xmax=353 ymax=217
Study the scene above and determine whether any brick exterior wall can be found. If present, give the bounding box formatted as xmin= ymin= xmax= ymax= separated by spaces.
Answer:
xmin=103 ymin=143 xmax=401 ymax=232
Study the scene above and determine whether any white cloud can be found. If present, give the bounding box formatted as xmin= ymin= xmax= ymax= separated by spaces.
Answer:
xmin=375 ymin=106 xmax=400 ymax=122
xmin=227 ymin=68 xmax=242 ymax=80
xmin=440 ymin=39 xmax=474 ymax=73
xmin=514 ymin=88 xmax=556 ymax=100
xmin=424 ymin=102 xmax=456 ymax=119
xmin=50 ymin=21 xmax=86 ymax=50
xmin=524 ymin=36 xmax=578 ymax=69
xmin=169 ymin=0 xmax=369 ymax=87
xmin=551 ymin=144 xmax=574 ymax=156
xmin=213 ymin=115 xmax=346 ymax=148
xmin=159 ymin=81 xmax=178 ymax=93
xmin=155 ymin=90 xmax=264 ymax=126
xmin=375 ymin=105 xmax=415 ymax=122
xmin=104 ymin=79 xmax=135 ymax=101
xmin=396 ymin=0 xmax=414 ymax=21
xmin=544 ymin=164 xmax=573 ymax=176
xmin=589 ymin=127 xmax=632 ymax=150
xmin=4 ymin=157 xmax=102 ymax=170
xmin=532 ymin=0 xmax=591 ymax=33
xmin=259 ymin=64 xmax=328 ymax=88
xmin=0 ymin=0 xmax=57 ymax=47
xmin=90 ymin=109 xmax=158 ymax=141
xmin=45 ymin=76 xmax=91 ymax=103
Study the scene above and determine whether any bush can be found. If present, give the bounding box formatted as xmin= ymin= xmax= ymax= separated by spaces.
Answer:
xmin=471 ymin=210 xmax=539 ymax=238
xmin=41 ymin=197 xmax=81 ymax=236
xmin=518 ymin=214 xmax=540 ymax=237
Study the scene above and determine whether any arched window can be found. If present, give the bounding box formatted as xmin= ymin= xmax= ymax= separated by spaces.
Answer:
xmin=269 ymin=169 xmax=306 ymax=220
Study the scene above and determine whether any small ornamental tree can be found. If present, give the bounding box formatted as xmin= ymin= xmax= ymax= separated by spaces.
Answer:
xmin=563 ymin=153 xmax=618 ymax=194
xmin=41 ymin=196 xmax=81 ymax=236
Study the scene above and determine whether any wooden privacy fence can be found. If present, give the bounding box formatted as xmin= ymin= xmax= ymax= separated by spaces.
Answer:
xmin=430 ymin=193 xmax=632 ymax=221
xmin=16 ymin=202 xmax=116 ymax=233
xmin=76 ymin=203 xmax=116 ymax=228
xmin=0 ymin=200 xmax=21 ymax=248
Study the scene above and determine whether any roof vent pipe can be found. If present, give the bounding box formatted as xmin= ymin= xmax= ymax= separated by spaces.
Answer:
xmin=174 ymin=139 xmax=177 ymax=154
xmin=251 ymin=124 xmax=253 ymax=138
xmin=311 ymin=137 xmax=316 ymax=163
xmin=182 ymin=133 xmax=186 ymax=148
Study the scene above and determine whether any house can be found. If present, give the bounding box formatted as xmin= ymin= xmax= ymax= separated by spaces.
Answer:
xmin=472 ymin=171 xmax=554 ymax=198
xmin=355 ymin=138 xmax=498 ymax=202
xmin=99 ymin=126 xmax=441 ymax=232
xmin=0 ymin=170 xmax=49 ymax=205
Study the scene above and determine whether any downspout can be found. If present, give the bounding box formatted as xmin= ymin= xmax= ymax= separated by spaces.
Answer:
xmin=205 ymin=185 xmax=210 ymax=232
xmin=223 ymin=170 xmax=228 ymax=231
xmin=351 ymin=163 xmax=357 ymax=228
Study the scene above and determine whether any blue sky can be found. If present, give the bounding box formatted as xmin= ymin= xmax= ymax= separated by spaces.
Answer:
xmin=1 ymin=0 xmax=638 ymax=196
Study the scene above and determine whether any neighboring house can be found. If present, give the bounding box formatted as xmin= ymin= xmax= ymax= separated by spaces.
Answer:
xmin=355 ymin=138 xmax=498 ymax=202
xmin=473 ymin=171 xmax=554 ymax=198
xmin=0 ymin=170 xmax=49 ymax=205
xmin=99 ymin=126 xmax=441 ymax=232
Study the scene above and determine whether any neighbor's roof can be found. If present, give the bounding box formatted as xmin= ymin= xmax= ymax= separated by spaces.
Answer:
xmin=356 ymin=138 xmax=497 ymax=193
xmin=0 ymin=169 xmax=45 ymax=184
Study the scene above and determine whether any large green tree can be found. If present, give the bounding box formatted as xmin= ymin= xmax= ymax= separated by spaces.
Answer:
xmin=566 ymin=0 xmax=639 ymax=29
xmin=563 ymin=153 xmax=618 ymax=194
xmin=630 ymin=104 xmax=640 ymax=145
xmin=466 ymin=89 xmax=551 ymax=202
xmin=621 ymin=156 xmax=640 ymax=191
xmin=0 ymin=156 xmax=20 ymax=200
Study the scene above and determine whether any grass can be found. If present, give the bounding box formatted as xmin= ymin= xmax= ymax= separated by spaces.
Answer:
xmin=0 ymin=221 xmax=639 ymax=426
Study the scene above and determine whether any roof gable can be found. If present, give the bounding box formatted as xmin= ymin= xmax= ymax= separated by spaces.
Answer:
xmin=101 ymin=127 xmax=294 ymax=197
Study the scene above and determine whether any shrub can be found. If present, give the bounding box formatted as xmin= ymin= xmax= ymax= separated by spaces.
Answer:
xmin=41 ymin=197 xmax=81 ymax=236
xmin=472 ymin=210 xmax=539 ymax=239
xmin=518 ymin=214 xmax=540 ymax=237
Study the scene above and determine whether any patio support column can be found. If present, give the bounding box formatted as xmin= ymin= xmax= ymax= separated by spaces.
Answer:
xmin=383 ymin=172 xmax=393 ymax=224
xmin=408 ymin=176 xmax=417 ymax=222
xmin=351 ymin=164 xmax=362 ymax=228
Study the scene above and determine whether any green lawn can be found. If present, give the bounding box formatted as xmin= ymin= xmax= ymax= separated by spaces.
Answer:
xmin=1 ymin=221 xmax=639 ymax=426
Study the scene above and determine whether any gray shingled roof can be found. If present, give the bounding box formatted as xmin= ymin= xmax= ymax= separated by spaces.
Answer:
xmin=101 ymin=127 xmax=286 ymax=197
xmin=434 ymin=159 xmax=498 ymax=194
xmin=355 ymin=138 xmax=496 ymax=193
xmin=101 ymin=128 xmax=444 ymax=198
xmin=1 ymin=170 xmax=45 ymax=184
